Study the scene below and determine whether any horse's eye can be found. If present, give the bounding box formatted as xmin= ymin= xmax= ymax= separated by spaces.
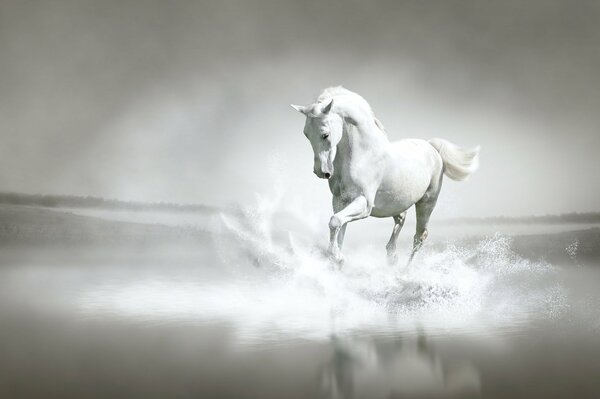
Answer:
xmin=322 ymin=133 xmax=329 ymax=139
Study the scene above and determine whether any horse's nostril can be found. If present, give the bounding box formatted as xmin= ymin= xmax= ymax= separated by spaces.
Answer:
xmin=324 ymin=173 xmax=331 ymax=179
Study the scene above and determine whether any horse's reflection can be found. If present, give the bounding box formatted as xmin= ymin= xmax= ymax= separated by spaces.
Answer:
xmin=321 ymin=333 xmax=481 ymax=399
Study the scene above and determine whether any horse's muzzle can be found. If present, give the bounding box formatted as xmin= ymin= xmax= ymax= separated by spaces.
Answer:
xmin=314 ymin=171 xmax=332 ymax=179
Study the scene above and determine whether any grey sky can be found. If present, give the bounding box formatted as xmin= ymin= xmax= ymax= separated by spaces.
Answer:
xmin=1 ymin=0 xmax=599 ymax=216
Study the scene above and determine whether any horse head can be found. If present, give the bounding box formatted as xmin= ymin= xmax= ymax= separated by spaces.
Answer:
xmin=291 ymin=99 xmax=343 ymax=179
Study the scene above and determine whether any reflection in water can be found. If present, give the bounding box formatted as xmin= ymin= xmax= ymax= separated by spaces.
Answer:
xmin=321 ymin=334 xmax=480 ymax=399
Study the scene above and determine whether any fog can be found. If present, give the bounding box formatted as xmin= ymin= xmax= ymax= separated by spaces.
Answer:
xmin=1 ymin=0 xmax=599 ymax=216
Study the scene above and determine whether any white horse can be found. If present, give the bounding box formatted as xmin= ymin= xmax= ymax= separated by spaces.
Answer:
xmin=291 ymin=87 xmax=479 ymax=264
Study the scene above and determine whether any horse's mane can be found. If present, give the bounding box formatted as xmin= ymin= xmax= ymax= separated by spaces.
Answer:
xmin=316 ymin=86 xmax=386 ymax=135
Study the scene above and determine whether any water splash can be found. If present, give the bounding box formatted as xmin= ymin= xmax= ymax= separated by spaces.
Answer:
xmin=566 ymin=239 xmax=579 ymax=262
xmin=78 ymin=193 xmax=567 ymax=341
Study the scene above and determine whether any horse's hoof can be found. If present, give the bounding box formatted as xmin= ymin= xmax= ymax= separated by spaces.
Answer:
xmin=329 ymin=253 xmax=344 ymax=267
xmin=387 ymin=254 xmax=398 ymax=266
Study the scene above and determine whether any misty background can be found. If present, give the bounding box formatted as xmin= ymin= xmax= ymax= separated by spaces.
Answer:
xmin=4 ymin=4 xmax=600 ymax=398
xmin=1 ymin=0 xmax=599 ymax=217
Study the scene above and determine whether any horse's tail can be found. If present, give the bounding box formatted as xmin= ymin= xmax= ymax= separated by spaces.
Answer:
xmin=428 ymin=138 xmax=480 ymax=181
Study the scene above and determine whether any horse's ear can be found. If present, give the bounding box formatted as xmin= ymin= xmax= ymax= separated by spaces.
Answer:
xmin=321 ymin=99 xmax=333 ymax=114
xmin=290 ymin=104 xmax=308 ymax=115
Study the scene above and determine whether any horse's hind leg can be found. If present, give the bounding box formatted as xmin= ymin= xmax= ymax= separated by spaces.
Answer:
xmin=409 ymin=176 xmax=443 ymax=264
xmin=386 ymin=212 xmax=407 ymax=265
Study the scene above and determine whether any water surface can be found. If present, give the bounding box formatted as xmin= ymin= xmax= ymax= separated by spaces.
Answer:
xmin=1 ymin=204 xmax=600 ymax=398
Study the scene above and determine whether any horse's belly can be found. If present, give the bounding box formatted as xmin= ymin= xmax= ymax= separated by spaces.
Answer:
xmin=370 ymin=159 xmax=434 ymax=217
xmin=371 ymin=190 xmax=419 ymax=217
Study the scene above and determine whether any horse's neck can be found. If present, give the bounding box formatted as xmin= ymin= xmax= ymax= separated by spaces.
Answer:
xmin=336 ymin=119 xmax=389 ymax=166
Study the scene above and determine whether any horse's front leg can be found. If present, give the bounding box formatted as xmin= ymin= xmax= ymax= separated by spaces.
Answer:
xmin=328 ymin=195 xmax=371 ymax=263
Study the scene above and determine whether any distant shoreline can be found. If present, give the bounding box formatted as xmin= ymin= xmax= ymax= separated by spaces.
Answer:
xmin=0 ymin=191 xmax=216 ymax=213
xmin=438 ymin=214 xmax=600 ymax=225
xmin=0 ymin=191 xmax=599 ymax=225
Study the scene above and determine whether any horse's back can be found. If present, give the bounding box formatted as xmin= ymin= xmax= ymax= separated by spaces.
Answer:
xmin=371 ymin=139 xmax=442 ymax=217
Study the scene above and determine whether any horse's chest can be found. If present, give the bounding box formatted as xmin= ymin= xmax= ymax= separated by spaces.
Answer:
xmin=328 ymin=175 xmax=363 ymax=200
